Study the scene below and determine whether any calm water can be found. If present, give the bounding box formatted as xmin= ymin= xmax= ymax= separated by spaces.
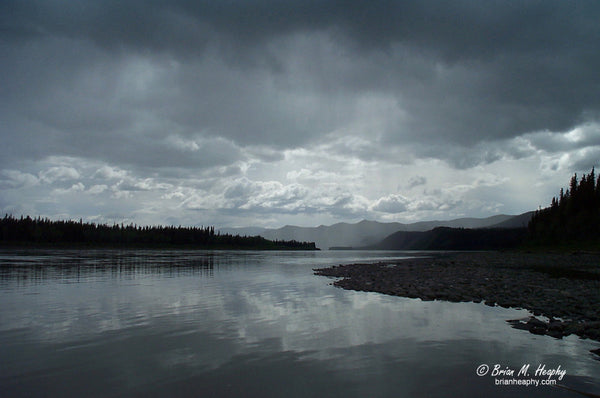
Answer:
xmin=0 ymin=249 xmax=598 ymax=398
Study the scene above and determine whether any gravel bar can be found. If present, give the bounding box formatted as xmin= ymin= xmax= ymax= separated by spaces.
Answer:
xmin=314 ymin=251 xmax=600 ymax=344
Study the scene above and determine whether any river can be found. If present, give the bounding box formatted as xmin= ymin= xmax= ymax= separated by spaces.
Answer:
xmin=0 ymin=249 xmax=598 ymax=397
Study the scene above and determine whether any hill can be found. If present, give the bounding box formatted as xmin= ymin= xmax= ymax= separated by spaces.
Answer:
xmin=220 ymin=213 xmax=531 ymax=250
xmin=488 ymin=211 xmax=534 ymax=228
xmin=370 ymin=227 xmax=528 ymax=250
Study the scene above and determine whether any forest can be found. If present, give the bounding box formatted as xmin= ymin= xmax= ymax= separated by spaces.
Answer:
xmin=0 ymin=215 xmax=317 ymax=250
xmin=528 ymin=167 xmax=600 ymax=247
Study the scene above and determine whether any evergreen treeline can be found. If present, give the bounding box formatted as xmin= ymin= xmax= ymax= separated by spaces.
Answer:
xmin=0 ymin=215 xmax=317 ymax=250
xmin=528 ymin=167 xmax=600 ymax=246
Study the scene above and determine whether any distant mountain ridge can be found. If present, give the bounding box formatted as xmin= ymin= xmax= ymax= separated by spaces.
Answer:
xmin=487 ymin=211 xmax=534 ymax=229
xmin=369 ymin=226 xmax=528 ymax=250
xmin=219 ymin=212 xmax=533 ymax=250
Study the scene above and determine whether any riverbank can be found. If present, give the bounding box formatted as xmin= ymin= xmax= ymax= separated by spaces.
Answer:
xmin=314 ymin=251 xmax=600 ymax=345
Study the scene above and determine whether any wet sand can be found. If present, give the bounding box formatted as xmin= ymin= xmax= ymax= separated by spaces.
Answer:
xmin=314 ymin=251 xmax=600 ymax=344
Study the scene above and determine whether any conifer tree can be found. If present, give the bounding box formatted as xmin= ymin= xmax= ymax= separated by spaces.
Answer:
xmin=528 ymin=167 xmax=600 ymax=246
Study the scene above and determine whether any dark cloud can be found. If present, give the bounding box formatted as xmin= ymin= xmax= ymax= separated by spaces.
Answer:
xmin=1 ymin=1 xmax=600 ymax=225
xmin=7 ymin=1 xmax=596 ymax=57
xmin=3 ymin=1 xmax=599 ymax=156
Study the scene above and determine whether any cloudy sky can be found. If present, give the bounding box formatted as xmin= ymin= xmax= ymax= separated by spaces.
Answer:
xmin=1 ymin=1 xmax=599 ymax=228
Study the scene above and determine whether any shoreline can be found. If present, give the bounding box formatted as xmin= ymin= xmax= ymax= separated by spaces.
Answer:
xmin=0 ymin=242 xmax=319 ymax=251
xmin=314 ymin=251 xmax=600 ymax=348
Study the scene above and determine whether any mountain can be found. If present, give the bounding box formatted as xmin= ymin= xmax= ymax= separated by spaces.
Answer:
xmin=371 ymin=227 xmax=528 ymax=250
xmin=219 ymin=213 xmax=531 ymax=250
xmin=220 ymin=220 xmax=405 ymax=250
xmin=488 ymin=211 xmax=534 ymax=228
xmin=398 ymin=214 xmax=516 ymax=231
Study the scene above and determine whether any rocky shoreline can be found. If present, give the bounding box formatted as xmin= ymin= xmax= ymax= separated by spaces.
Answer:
xmin=314 ymin=251 xmax=600 ymax=347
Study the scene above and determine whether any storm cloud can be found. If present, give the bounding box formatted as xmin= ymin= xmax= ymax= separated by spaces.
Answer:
xmin=1 ymin=1 xmax=599 ymax=227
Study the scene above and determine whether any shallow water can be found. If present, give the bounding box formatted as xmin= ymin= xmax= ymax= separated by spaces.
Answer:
xmin=0 ymin=249 xmax=598 ymax=397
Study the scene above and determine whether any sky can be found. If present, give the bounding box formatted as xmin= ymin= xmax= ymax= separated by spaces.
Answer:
xmin=1 ymin=1 xmax=600 ymax=229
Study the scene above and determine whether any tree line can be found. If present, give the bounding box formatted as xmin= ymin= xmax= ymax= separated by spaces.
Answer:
xmin=528 ymin=167 xmax=600 ymax=246
xmin=0 ymin=215 xmax=317 ymax=250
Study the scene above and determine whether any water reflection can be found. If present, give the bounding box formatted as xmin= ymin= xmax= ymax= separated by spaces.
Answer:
xmin=0 ymin=249 xmax=598 ymax=397
xmin=0 ymin=249 xmax=218 ymax=286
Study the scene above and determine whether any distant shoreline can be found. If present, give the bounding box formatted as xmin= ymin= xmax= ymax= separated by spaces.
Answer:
xmin=0 ymin=242 xmax=319 ymax=251
xmin=315 ymin=251 xmax=600 ymax=347
xmin=0 ymin=215 xmax=318 ymax=250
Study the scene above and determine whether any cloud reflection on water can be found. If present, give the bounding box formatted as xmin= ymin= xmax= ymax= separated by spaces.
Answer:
xmin=0 ymin=250 xmax=598 ymax=397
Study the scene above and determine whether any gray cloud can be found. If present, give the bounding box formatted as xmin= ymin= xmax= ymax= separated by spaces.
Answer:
xmin=1 ymin=1 xmax=599 ymax=226
xmin=522 ymin=123 xmax=600 ymax=153
xmin=3 ymin=1 xmax=598 ymax=149
xmin=371 ymin=194 xmax=409 ymax=214
xmin=407 ymin=176 xmax=427 ymax=189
